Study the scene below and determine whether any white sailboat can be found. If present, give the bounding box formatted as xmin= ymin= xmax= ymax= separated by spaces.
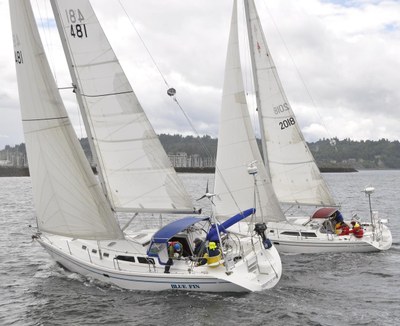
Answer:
xmin=214 ymin=0 xmax=392 ymax=253
xmin=10 ymin=0 xmax=282 ymax=292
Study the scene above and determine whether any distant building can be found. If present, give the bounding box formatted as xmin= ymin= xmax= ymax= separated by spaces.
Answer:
xmin=190 ymin=154 xmax=201 ymax=168
xmin=0 ymin=148 xmax=28 ymax=167
xmin=168 ymin=152 xmax=215 ymax=168
xmin=168 ymin=152 xmax=188 ymax=168
xmin=0 ymin=160 xmax=11 ymax=166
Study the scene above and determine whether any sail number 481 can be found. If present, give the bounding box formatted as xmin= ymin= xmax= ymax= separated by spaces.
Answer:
xmin=65 ymin=9 xmax=88 ymax=38
xmin=71 ymin=24 xmax=87 ymax=38
xmin=279 ymin=117 xmax=296 ymax=130
xmin=15 ymin=51 xmax=23 ymax=64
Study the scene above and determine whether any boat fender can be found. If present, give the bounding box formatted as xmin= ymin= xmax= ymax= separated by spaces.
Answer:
xmin=263 ymin=238 xmax=272 ymax=249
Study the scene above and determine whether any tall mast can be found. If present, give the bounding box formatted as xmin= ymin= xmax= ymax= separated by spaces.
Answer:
xmin=243 ymin=0 xmax=269 ymax=172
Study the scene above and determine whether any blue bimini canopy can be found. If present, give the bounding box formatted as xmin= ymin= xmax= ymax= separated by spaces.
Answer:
xmin=152 ymin=216 xmax=210 ymax=243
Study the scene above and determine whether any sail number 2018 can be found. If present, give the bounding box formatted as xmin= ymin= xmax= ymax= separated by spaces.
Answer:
xmin=65 ymin=9 xmax=88 ymax=38
xmin=279 ymin=117 xmax=296 ymax=130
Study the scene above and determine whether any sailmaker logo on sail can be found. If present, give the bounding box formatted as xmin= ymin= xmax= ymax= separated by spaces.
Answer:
xmin=273 ymin=102 xmax=290 ymax=115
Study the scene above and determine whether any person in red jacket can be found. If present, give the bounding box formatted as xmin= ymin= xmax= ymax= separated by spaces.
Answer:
xmin=335 ymin=221 xmax=350 ymax=236
xmin=350 ymin=221 xmax=364 ymax=238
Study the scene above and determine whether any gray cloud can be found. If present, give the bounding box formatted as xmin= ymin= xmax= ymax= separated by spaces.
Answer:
xmin=1 ymin=0 xmax=399 ymax=150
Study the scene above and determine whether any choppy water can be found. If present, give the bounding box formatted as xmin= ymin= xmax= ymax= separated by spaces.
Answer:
xmin=0 ymin=171 xmax=399 ymax=326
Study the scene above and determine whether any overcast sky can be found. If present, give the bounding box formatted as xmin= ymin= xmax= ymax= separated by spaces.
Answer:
xmin=1 ymin=0 xmax=399 ymax=149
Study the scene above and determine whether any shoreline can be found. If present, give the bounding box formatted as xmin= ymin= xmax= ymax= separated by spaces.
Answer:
xmin=0 ymin=166 xmax=359 ymax=177
xmin=0 ymin=167 xmax=29 ymax=177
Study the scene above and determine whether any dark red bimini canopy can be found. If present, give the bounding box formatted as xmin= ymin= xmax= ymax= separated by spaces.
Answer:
xmin=312 ymin=207 xmax=338 ymax=219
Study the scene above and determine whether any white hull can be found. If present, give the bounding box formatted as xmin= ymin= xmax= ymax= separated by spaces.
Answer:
xmin=36 ymin=232 xmax=282 ymax=293
xmin=268 ymin=221 xmax=392 ymax=254
xmin=12 ymin=0 xmax=282 ymax=294
xmin=232 ymin=220 xmax=392 ymax=254
xmin=269 ymin=235 xmax=391 ymax=254
xmin=210 ymin=0 xmax=394 ymax=256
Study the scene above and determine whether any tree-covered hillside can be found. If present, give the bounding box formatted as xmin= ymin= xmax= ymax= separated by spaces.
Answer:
xmin=1 ymin=135 xmax=400 ymax=169
xmin=158 ymin=134 xmax=217 ymax=157
xmin=309 ymin=138 xmax=400 ymax=169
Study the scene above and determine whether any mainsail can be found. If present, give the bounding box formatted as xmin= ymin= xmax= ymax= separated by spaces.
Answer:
xmin=245 ymin=0 xmax=336 ymax=207
xmin=10 ymin=0 xmax=123 ymax=240
xmin=213 ymin=0 xmax=285 ymax=223
xmin=49 ymin=0 xmax=194 ymax=214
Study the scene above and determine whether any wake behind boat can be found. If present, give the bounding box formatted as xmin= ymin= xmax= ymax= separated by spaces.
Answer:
xmin=213 ymin=0 xmax=392 ymax=254
xmin=10 ymin=0 xmax=281 ymax=292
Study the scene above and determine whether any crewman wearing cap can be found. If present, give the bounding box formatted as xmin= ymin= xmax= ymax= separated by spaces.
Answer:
xmin=164 ymin=241 xmax=183 ymax=273
xmin=193 ymin=238 xmax=207 ymax=266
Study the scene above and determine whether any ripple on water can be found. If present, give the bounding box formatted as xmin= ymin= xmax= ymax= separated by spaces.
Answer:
xmin=1 ymin=173 xmax=400 ymax=325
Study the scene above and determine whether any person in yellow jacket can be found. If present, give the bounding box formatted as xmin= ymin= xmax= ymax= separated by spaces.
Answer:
xmin=204 ymin=242 xmax=221 ymax=267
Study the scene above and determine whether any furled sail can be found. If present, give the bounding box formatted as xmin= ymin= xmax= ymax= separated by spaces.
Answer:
xmin=245 ymin=0 xmax=336 ymax=207
xmin=9 ymin=0 xmax=124 ymax=240
xmin=49 ymin=0 xmax=194 ymax=213
xmin=213 ymin=0 xmax=285 ymax=223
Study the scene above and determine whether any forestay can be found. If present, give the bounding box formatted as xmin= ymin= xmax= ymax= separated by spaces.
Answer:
xmin=246 ymin=0 xmax=336 ymax=207
xmin=213 ymin=0 xmax=285 ymax=223
xmin=10 ymin=0 xmax=123 ymax=240
xmin=50 ymin=0 xmax=194 ymax=213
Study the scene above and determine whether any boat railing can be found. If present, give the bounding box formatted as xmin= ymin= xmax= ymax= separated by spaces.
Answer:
xmin=225 ymin=232 xmax=245 ymax=257
xmin=371 ymin=211 xmax=385 ymax=242
xmin=45 ymin=237 xmax=97 ymax=265
xmin=86 ymin=248 xmax=93 ymax=263
xmin=57 ymin=238 xmax=227 ymax=274
xmin=66 ymin=241 xmax=72 ymax=255
xmin=147 ymin=259 xmax=157 ymax=273
xmin=113 ymin=257 xmax=121 ymax=270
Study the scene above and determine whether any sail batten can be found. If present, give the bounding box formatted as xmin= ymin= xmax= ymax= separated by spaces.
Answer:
xmin=50 ymin=0 xmax=194 ymax=214
xmin=81 ymin=91 xmax=134 ymax=98
xmin=74 ymin=59 xmax=119 ymax=68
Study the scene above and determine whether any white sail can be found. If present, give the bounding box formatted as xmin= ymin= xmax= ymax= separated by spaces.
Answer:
xmin=49 ymin=0 xmax=194 ymax=214
xmin=246 ymin=0 xmax=336 ymax=207
xmin=214 ymin=0 xmax=285 ymax=223
xmin=10 ymin=0 xmax=124 ymax=240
